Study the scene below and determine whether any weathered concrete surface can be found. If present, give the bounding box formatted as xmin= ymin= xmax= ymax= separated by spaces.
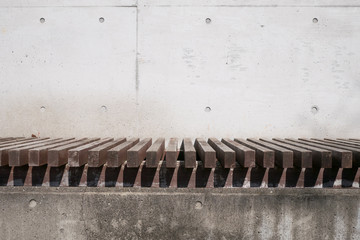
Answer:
xmin=0 ymin=188 xmax=359 ymax=240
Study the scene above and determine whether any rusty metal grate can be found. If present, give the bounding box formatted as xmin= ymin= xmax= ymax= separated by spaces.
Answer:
xmin=0 ymin=137 xmax=359 ymax=188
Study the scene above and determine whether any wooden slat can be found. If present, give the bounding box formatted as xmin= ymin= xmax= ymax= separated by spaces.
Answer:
xmin=0 ymin=138 xmax=43 ymax=148
xmin=146 ymin=138 xmax=165 ymax=168
xmin=260 ymin=138 xmax=312 ymax=168
xmin=29 ymin=139 xmax=86 ymax=166
xmin=8 ymin=138 xmax=74 ymax=166
xmin=208 ymin=138 xmax=235 ymax=168
xmin=304 ymin=138 xmax=360 ymax=167
xmin=273 ymin=138 xmax=332 ymax=168
xmin=88 ymin=138 xmax=126 ymax=167
xmin=291 ymin=138 xmax=352 ymax=168
xmin=349 ymin=138 xmax=360 ymax=141
xmin=165 ymin=138 xmax=179 ymax=168
xmin=0 ymin=137 xmax=17 ymax=142
xmin=247 ymin=138 xmax=293 ymax=168
xmin=68 ymin=138 xmax=114 ymax=167
xmin=0 ymin=138 xmax=51 ymax=166
xmin=106 ymin=138 xmax=139 ymax=167
xmin=127 ymin=138 xmax=152 ymax=168
xmin=221 ymin=138 xmax=255 ymax=167
xmin=328 ymin=138 xmax=360 ymax=147
xmin=234 ymin=138 xmax=275 ymax=168
xmin=319 ymin=138 xmax=360 ymax=148
xmin=48 ymin=138 xmax=100 ymax=167
xmin=182 ymin=138 xmax=196 ymax=168
xmin=194 ymin=138 xmax=216 ymax=168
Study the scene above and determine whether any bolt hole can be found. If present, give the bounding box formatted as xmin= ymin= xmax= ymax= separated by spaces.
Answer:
xmin=40 ymin=106 xmax=46 ymax=112
xmin=101 ymin=105 xmax=107 ymax=112
xmin=29 ymin=199 xmax=37 ymax=208
xmin=40 ymin=18 xmax=45 ymax=23
xmin=99 ymin=17 xmax=105 ymax=23
xmin=204 ymin=107 xmax=211 ymax=112
xmin=311 ymin=105 xmax=319 ymax=114
xmin=313 ymin=18 xmax=318 ymax=23
xmin=205 ymin=18 xmax=211 ymax=24
xmin=195 ymin=201 xmax=203 ymax=209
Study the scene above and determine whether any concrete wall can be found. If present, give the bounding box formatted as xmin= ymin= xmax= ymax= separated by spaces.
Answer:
xmin=0 ymin=187 xmax=359 ymax=239
xmin=0 ymin=0 xmax=360 ymax=139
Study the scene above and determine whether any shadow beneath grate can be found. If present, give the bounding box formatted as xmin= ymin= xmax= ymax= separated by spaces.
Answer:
xmin=304 ymin=168 xmax=321 ymax=187
xmin=141 ymin=163 xmax=156 ymax=187
xmin=13 ymin=166 xmax=29 ymax=186
xmin=177 ymin=163 xmax=193 ymax=188
xmin=68 ymin=165 xmax=85 ymax=187
xmin=31 ymin=165 xmax=47 ymax=186
xmin=105 ymin=167 xmax=120 ymax=187
xmin=87 ymin=166 xmax=103 ymax=187
xmin=285 ymin=168 xmax=302 ymax=187
xmin=0 ymin=166 xmax=11 ymax=186
xmin=50 ymin=165 xmax=65 ymax=187
xmin=233 ymin=166 xmax=249 ymax=187
xmin=250 ymin=167 xmax=267 ymax=187
xmin=342 ymin=168 xmax=358 ymax=187
xmin=123 ymin=164 xmax=139 ymax=187
xmin=268 ymin=168 xmax=284 ymax=187
xmin=159 ymin=161 xmax=174 ymax=187
xmin=196 ymin=163 xmax=211 ymax=188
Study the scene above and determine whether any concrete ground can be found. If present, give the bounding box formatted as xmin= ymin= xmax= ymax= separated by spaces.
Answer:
xmin=0 ymin=187 xmax=359 ymax=240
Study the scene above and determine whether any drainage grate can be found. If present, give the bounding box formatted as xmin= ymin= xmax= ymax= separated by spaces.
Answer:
xmin=0 ymin=137 xmax=359 ymax=188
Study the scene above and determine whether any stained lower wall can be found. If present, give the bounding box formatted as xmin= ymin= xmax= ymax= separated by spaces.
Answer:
xmin=0 ymin=187 xmax=359 ymax=240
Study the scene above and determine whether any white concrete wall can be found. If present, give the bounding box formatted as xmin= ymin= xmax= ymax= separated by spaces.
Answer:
xmin=0 ymin=0 xmax=359 ymax=139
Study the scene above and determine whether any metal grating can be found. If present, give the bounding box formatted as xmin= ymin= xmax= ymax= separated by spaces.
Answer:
xmin=0 ymin=137 xmax=359 ymax=188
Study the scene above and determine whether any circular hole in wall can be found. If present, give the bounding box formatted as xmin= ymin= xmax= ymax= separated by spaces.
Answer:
xmin=40 ymin=106 xmax=46 ymax=112
xmin=313 ymin=18 xmax=318 ymax=23
xmin=99 ymin=17 xmax=105 ymax=23
xmin=195 ymin=201 xmax=203 ymax=210
xmin=29 ymin=199 xmax=37 ymax=208
xmin=311 ymin=105 xmax=319 ymax=114
xmin=101 ymin=105 xmax=108 ymax=112
xmin=40 ymin=18 xmax=45 ymax=23
xmin=205 ymin=18 xmax=211 ymax=24
xmin=204 ymin=106 xmax=211 ymax=112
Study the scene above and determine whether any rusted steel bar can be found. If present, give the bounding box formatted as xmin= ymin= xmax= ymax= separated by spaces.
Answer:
xmin=68 ymin=138 xmax=114 ymax=167
xmin=273 ymin=138 xmax=332 ymax=168
xmin=303 ymin=138 xmax=360 ymax=168
xmin=349 ymin=138 xmax=360 ymax=142
xmin=247 ymin=138 xmax=293 ymax=168
xmin=221 ymin=138 xmax=255 ymax=167
xmin=48 ymin=138 xmax=100 ymax=167
xmin=106 ymin=138 xmax=139 ymax=167
xmin=88 ymin=138 xmax=126 ymax=167
xmin=127 ymin=138 xmax=152 ymax=168
xmin=194 ymin=138 xmax=216 ymax=168
xmin=165 ymin=138 xmax=179 ymax=168
xmin=181 ymin=138 xmax=196 ymax=168
xmin=208 ymin=138 xmax=235 ymax=168
xmin=290 ymin=138 xmax=352 ymax=168
xmin=323 ymin=138 xmax=360 ymax=148
xmin=260 ymin=138 xmax=312 ymax=168
xmin=0 ymin=138 xmax=38 ymax=147
xmin=234 ymin=138 xmax=274 ymax=168
xmin=0 ymin=138 xmax=51 ymax=166
xmin=146 ymin=138 xmax=165 ymax=168
xmin=9 ymin=138 xmax=74 ymax=166
xmin=29 ymin=139 xmax=85 ymax=166
xmin=0 ymin=138 xmax=47 ymax=149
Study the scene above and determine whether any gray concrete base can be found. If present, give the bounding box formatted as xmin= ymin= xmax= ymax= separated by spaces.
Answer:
xmin=0 ymin=187 xmax=359 ymax=240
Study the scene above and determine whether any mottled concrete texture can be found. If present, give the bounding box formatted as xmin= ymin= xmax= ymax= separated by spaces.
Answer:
xmin=0 ymin=188 xmax=359 ymax=240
